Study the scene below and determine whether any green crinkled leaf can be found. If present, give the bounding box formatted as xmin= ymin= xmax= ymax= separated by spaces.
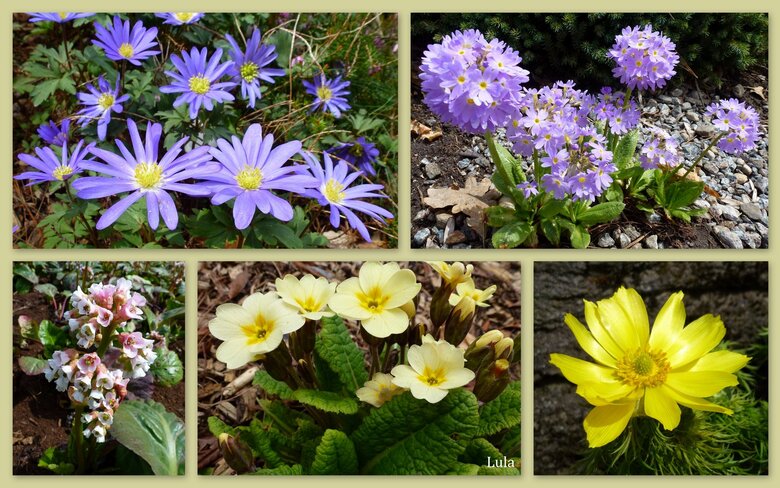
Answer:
xmin=242 ymin=419 xmax=286 ymax=468
xmin=492 ymin=221 xmax=533 ymax=249
xmin=540 ymin=219 xmax=561 ymax=246
xmin=351 ymin=389 xmax=480 ymax=474
xmin=577 ymin=202 xmax=625 ymax=226
xmin=539 ymin=198 xmax=566 ymax=218
xmin=477 ymin=382 xmax=521 ymax=437
xmin=485 ymin=205 xmax=517 ymax=228
xmin=294 ymin=389 xmax=359 ymax=414
xmin=310 ymin=429 xmax=359 ymax=474
xmin=249 ymin=464 xmax=303 ymax=475
xmin=613 ymin=129 xmax=640 ymax=170
xmin=258 ymin=399 xmax=312 ymax=436
xmin=253 ymin=369 xmax=295 ymax=400
xmin=462 ymin=437 xmax=504 ymax=465
xmin=207 ymin=416 xmax=236 ymax=437
xmin=111 ymin=399 xmax=185 ymax=475
xmin=666 ymin=180 xmax=705 ymax=209
xmin=446 ymin=463 xmax=481 ymax=475
xmin=314 ymin=315 xmax=369 ymax=391
xmin=477 ymin=465 xmax=521 ymax=475
xmin=486 ymin=132 xmax=518 ymax=187
xmin=150 ymin=347 xmax=183 ymax=387
xmin=18 ymin=356 xmax=47 ymax=375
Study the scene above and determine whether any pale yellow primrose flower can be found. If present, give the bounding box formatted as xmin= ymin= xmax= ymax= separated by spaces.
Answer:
xmin=328 ymin=262 xmax=422 ymax=338
xmin=428 ymin=261 xmax=474 ymax=286
xmin=356 ymin=372 xmax=407 ymax=407
xmin=208 ymin=291 xmax=305 ymax=369
xmin=391 ymin=334 xmax=475 ymax=403
xmin=275 ymin=274 xmax=336 ymax=320
xmin=448 ymin=278 xmax=497 ymax=307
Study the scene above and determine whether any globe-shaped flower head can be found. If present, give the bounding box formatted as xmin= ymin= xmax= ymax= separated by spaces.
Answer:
xmin=705 ymin=98 xmax=761 ymax=154
xmin=225 ymin=28 xmax=285 ymax=109
xmin=160 ymin=47 xmax=237 ymax=119
xmin=607 ymin=25 xmax=679 ymax=91
xmin=92 ymin=16 xmax=160 ymax=66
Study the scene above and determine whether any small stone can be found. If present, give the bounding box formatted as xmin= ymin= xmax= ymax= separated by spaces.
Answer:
xmin=413 ymin=228 xmax=431 ymax=246
xmin=435 ymin=212 xmax=452 ymax=229
xmin=755 ymin=177 xmax=769 ymax=194
xmin=413 ymin=209 xmax=431 ymax=223
xmin=717 ymin=204 xmax=741 ymax=222
xmin=623 ymin=225 xmax=641 ymax=241
xmin=457 ymin=159 xmax=471 ymax=170
xmin=442 ymin=217 xmax=456 ymax=245
xmin=739 ymin=202 xmax=763 ymax=221
xmin=714 ymin=226 xmax=743 ymax=249
xmin=735 ymin=173 xmax=748 ymax=185
xmin=741 ymin=232 xmax=762 ymax=249
xmin=681 ymin=101 xmax=692 ymax=110
xmin=597 ymin=233 xmax=615 ymax=248
xmin=685 ymin=111 xmax=700 ymax=122
xmin=740 ymin=163 xmax=753 ymax=176
xmin=618 ymin=233 xmax=631 ymax=249
xmin=423 ymin=161 xmax=442 ymax=179
xmin=695 ymin=123 xmax=716 ymax=138
xmin=644 ymin=234 xmax=659 ymax=249
xmin=709 ymin=205 xmax=722 ymax=218
xmin=670 ymin=88 xmax=684 ymax=98
xmin=648 ymin=212 xmax=663 ymax=224
xmin=693 ymin=199 xmax=710 ymax=209
xmin=734 ymin=84 xmax=746 ymax=98
xmin=445 ymin=230 xmax=466 ymax=245
xmin=702 ymin=162 xmax=718 ymax=175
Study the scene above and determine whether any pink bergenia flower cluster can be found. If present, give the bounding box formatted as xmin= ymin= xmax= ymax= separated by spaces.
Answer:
xmin=65 ymin=277 xmax=147 ymax=348
xmin=705 ymin=98 xmax=761 ymax=154
xmin=116 ymin=331 xmax=157 ymax=378
xmin=607 ymin=24 xmax=679 ymax=91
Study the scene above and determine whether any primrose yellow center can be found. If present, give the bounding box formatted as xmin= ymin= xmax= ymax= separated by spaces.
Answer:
xmin=189 ymin=75 xmax=211 ymax=95
xmin=323 ymin=178 xmax=346 ymax=204
xmin=241 ymin=315 xmax=274 ymax=345
xmin=615 ymin=348 xmax=670 ymax=388
xmin=53 ymin=166 xmax=74 ymax=181
xmin=240 ymin=62 xmax=259 ymax=83
xmin=419 ymin=367 xmax=446 ymax=386
xmin=358 ymin=287 xmax=389 ymax=314
xmin=97 ymin=93 xmax=115 ymax=111
xmin=316 ymin=86 xmax=333 ymax=102
xmin=236 ymin=166 xmax=263 ymax=190
xmin=134 ymin=162 xmax=163 ymax=189
xmin=118 ymin=43 xmax=134 ymax=59
xmin=174 ymin=12 xmax=195 ymax=23
xmin=295 ymin=296 xmax=319 ymax=312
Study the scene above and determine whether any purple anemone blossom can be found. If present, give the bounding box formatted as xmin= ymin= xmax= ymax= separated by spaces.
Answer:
xmin=330 ymin=137 xmax=380 ymax=176
xmin=200 ymin=124 xmax=315 ymax=229
xmin=160 ymin=47 xmax=236 ymax=119
xmin=15 ymin=140 xmax=94 ymax=186
xmin=28 ymin=13 xmax=94 ymax=23
xmin=154 ymin=13 xmax=204 ymax=25
xmin=72 ymin=119 xmax=217 ymax=231
xmin=93 ymin=16 xmax=160 ymax=66
xmin=38 ymin=119 xmax=71 ymax=146
xmin=76 ymin=75 xmax=130 ymax=141
xmin=225 ymin=28 xmax=285 ymax=109
xmin=303 ymin=73 xmax=351 ymax=117
xmin=298 ymin=151 xmax=393 ymax=242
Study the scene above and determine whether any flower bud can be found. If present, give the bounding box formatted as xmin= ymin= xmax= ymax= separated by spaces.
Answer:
xmin=218 ymin=433 xmax=255 ymax=474
xmin=430 ymin=285 xmax=455 ymax=329
xmin=473 ymin=358 xmax=510 ymax=403
xmin=495 ymin=337 xmax=514 ymax=361
xmin=289 ymin=319 xmax=316 ymax=361
xmin=444 ymin=296 xmax=476 ymax=346
xmin=406 ymin=323 xmax=427 ymax=347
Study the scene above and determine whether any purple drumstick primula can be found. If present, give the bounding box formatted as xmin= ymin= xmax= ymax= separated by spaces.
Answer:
xmin=76 ymin=75 xmax=130 ymax=141
xmin=72 ymin=119 xmax=217 ymax=231
xmin=225 ymin=28 xmax=285 ymax=109
xmin=202 ymin=124 xmax=315 ymax=229
xmin=15 ymin=140 xmax=94 ymax=186
xmin=303 ymin=73 xmax=351 ymax=117
xmin=607 ymin=25 xmax=679 ymax=91
xmin=92 ymin=16 xmax=160 ymax=66
xmin=160 ymin=47 xmax=236 ymax=119
xmin=705 ymin=98 xmax=761 ymax=154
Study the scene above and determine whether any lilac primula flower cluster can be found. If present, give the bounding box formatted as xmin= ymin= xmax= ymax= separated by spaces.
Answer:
xmin=420 ymin=29 xmax=530 ymax=133
xmin=44 ymin=278 xmax=158 ymax=443
xmin=639 ymin=127 xmax=681 ymax=170
xmin=607 ymin=24 xmax=679 ymax=91
xmin=705 ymin=98 xmax=761 ymax=154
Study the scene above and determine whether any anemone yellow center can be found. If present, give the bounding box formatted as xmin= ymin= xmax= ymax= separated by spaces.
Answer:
xmin=134 ymin=162 xmax=163 ymax=189
xmin=236 ymin=166 xmax=263 ymax=190
xmin=53 ymin=166 xmax=74 ymax=181
xmin=241 ymin=315 xmax=274 ymax=345
xmin=322 ymin=178 xmax=346 ymax=204
xmin=118 ymin=43 xmax=134 ymax=59
xmin=419 ymin=367 xmax=446 ymax=386
xmin=97 ymin=93 xmax=115 ymax=111
xmin=58 ymin=12 xmax=68 ymax=19
xmin=317 ymin=86 xmax=333 ymax=101
xmin=174 ymin=12 xmax=196 ymax=22
xmin=348 ymin=143 xmax=364 ymax=157
xmin=616 ymin=348 xmax=670 ymax=388
xmin=358 ymin=287 xmax=389 ymax=314
xmin=239 ymin=62 xmax=259 ymax=83
xmin=188 ymin=75 xmax=211 ymax=95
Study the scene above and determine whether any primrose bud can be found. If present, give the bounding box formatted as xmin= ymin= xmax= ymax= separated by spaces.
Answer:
xmin=495 ymin=337 xmax=514 ymax=360
xmin=289 ymin=319 xmax=315 ymax=361
xmin=218 ymin=433 xmax=255 ymax=474
xmin=443 ymin=296 xmax=476 ymax=346
xmin=473 ymin=358 xmax=511 ymax=403
xmin=430 ymin=284 xmax=455 ymax=329
xmin=407 ymin=323 xmax=426 ymax=346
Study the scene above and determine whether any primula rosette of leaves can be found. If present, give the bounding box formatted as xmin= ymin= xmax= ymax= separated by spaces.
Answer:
xmin=298 ymin=151 xmax=393 ymax=242
xmin=356 ymin=372 xmax=407 ymax=407
xmin=328 ymin=262 xmax=421 ymax=338
xmin=160 ymin=47 xmax=237 ymax=119
xmin=639 ymin=127 xmax=681 ymax=170
xmin=550 ymin=287 xmax=749 ymax=448
xmin=420 ymin=29 xmax=530 ymax=133
xmin=202 ymin=124 xmax=315 ymax=229
xmin=705 ymin=98 xmax=761 ymax=154
xmin=225 ymin=28 xmax=285 ymax=109
xmin=303 ymin=73 xmax=351 ymax=117
xmin=155 ymin=12 xmax=205 ymax=25
xmin=208 ymin=291 xmax=305 ymax=369
xmin=75 ymin=74 xmax=130 ymax=141
xmin=607 ymin=24 xmax=679 ymax=91
xmin=390 ymin=334 xmax=475 ymax=403
xmin=37 ymin=119 xmax=71 ymax=146
xmin=72 ymin=118 xmax=217 ymax=231
xmin=28 ymin=12 xmax=94 ymax=23
xmin=15 ymin=140 xmax=93 ymax=186
xmin=330 ymin=136 xmax=381 ymax=176
xmin=274 ymin=274 xmax=336 ymax=320
xmin=92 ymin=15 xmax=160 ymax=66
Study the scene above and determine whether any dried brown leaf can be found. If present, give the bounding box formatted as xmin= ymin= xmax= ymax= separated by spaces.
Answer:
xmin=423 ymin=177 xmax=497 ymax=237
xmin=750 ymin=86 xmax=766 ymax=100
xmin=411 ymin=119 xmax=442 ymax=141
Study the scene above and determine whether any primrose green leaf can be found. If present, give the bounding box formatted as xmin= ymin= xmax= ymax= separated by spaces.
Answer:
xmin=253 ymin=370 xmax=295 ymax=400
xmin=149 ymin=348 xmax=183 ymax=387
xmin=485 ymin=205 xmax=517 ymax=228
xmin=207 ymin=416 xmax=236 ymax=437
xmin=568 ymin=224 xmax=591 ymax=249
xmin=446 ymin=463 xmax=481 ymax=475
xmin=249 ymin=464 xmax=303 ymax=475
xmin=477 ymin=381 xmax=521 ymax=437
xmin=111 ymin=400 xmax=185 ymax=475
xmin=314 ymin=315 xmax=369 ymax=391
xmin=577 ymin=202 xmax=625 ymax=226
xmin=351 ymin=389 xmax=480 ymax=474
xmin=477 ymin=465 xmax=521 ymax=475
xmin=294 ymin=389 xmax=359 ymax=414
xmin=310 ymin=429 xmax=359 ymax=474
xmin=462 ymin=437 xmax=503 ymax=465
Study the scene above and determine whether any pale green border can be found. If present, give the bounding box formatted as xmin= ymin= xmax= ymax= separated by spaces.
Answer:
xmin=4 ymin=0 xmax=775 ymax=485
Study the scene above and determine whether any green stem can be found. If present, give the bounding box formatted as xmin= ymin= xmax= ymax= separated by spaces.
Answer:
xmin=73 ymin=406 xmax=85 ymax=474
xmin=96 ymin=323 xmax=118 ymax=357
xmin=681 ymin=133 xmax=724 ymax=180
xmin=65 ymin=183 xmax=99 ymax=247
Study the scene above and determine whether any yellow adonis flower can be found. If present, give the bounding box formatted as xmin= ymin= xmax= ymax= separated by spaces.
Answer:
xmin=391 ymin=334 xmax=475 ymax=403
xmin=328 ymin=262 xmax=421 ymax=338
xmin=428 ymin=261 xmax=474 ymax=286
xmin=208 ymin=291 xmax=305 ymax=369
xmin=448 ymin=278 xmax=497 ymax=308
xmin=274 ymin=274 xmax=336 ymax=320
xmin=550 ymin=287 xmax=750 ymax=448
xmin=356 ymin=372 xmax=406 ymax=407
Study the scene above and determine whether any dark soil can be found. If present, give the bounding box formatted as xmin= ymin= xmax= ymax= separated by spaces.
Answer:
xmin=533 ymin=261 xmax=768 ymax=474
xmin=12 ymin=292 xmax=186 ymax=475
